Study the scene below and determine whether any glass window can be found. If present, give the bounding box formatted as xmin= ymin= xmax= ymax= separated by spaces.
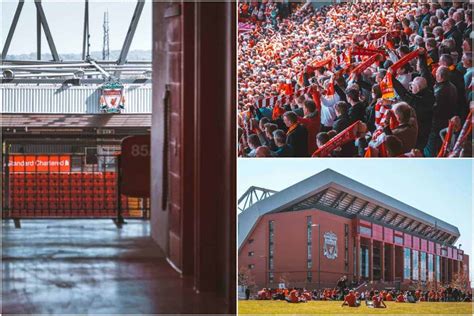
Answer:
xmin=436 ymin=255 xmax=440 ymax=282
xmin=428 ymin=254 xmax=434 ymax=281
xmin=412 ymin=250 xmax=419 ymax=280
xmin=248 ymin=251 xmax=254 ymax=257
xmin=360 ymin=226 xmax=372 ymax=236
xmin=394 ymin=236 xmax=404 ymax=244
xmin=248 ymin=264 xmax=254 ymax=269
xmin=269 ymin=221 xmax=274 ymax=270
xmin=420 ymin=252 xmax=426 ymax=281
xmin=248 ymin=239 xmax=254 ymax=244
xmin=404 ymin=248 xmax=411 ymax=280
xmin=360 ymin=247 xmax=369 ymax=278
xmin=269 ymin=272 xmax=274 ymax=283
xmin=307 ymin=271 xmax=312 ymax=283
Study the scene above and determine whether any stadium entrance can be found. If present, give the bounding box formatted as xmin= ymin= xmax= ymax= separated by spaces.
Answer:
xmin=1 ymin=1 xmax=235 ymax=314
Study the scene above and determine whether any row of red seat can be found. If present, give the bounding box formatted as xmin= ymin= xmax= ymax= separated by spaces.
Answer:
xmin=7 ymin=172 xmax=116 ymax=178
xmin=8 ymin=188 xmax=117 ymax=194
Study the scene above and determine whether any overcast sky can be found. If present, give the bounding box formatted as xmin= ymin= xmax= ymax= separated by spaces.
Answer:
xmin=1 ymin=0 xmax=151 ymax=56
xmin=238 ymin=159 xmax=473 ymax=281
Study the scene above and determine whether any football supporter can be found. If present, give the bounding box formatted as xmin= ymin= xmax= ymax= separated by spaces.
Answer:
xmin=341 ymin=290 xmax=360 ymax=307
xmin=238 ymin=1 xmax=472 ymax=158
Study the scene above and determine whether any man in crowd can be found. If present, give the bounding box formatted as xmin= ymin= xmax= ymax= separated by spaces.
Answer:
xmin=283 ymin=111 xmax=308 ymax=157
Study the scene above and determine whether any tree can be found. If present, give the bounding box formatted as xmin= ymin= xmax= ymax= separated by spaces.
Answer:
xmin=450 ymin=271 xmax=470 ymax=291
xmin=238 ymin=266 xmax=257 ymax=292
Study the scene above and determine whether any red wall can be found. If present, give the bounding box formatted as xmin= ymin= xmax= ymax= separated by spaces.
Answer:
xmin=240 ymin=209 xmax=354 ymax=288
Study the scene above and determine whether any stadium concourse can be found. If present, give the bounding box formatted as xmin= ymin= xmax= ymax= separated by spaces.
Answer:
xmin=238 ymin=1 xmax=473 ymax=158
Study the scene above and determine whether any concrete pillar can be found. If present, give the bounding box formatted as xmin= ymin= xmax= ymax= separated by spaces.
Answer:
xmin=391 ymin=245 xmax=396 ymax=282
xmin=369 ymin=239 xmax=374 ymax=282
xmin=381 ymin=242 xmax=385 ymax=282
xmin=355 ymin=236 xmax=360 ymax=281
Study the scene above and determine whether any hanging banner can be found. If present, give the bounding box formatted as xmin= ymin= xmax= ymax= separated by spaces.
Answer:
xmin=99 ymin=82 xmax=125 ymax=113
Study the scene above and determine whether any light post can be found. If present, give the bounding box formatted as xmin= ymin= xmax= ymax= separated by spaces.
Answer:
xmin=312 ymin=223 xmax=321 ymax=290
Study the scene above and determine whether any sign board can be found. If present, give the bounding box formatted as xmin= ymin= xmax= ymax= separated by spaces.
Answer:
xmin=278 ymin=283 xmax=285 ymax=289
xmin=99 ymin=82 xmax=125 ymax=113
xmin=120 ymin=135 xmax=150 ymax=197
xmin=8 ymin=155 xmax=71 ymax=172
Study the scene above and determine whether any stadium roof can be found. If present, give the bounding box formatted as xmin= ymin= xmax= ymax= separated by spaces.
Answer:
xmin=238 ymin=169 xmax=460 ymax=249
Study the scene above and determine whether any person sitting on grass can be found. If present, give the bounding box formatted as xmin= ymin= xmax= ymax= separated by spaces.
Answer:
xmin=341 ymin=290 xmax=360 ymax=307
xmin=367 ymin=290 xmax=387 ymax=308
xmin=386 ymin=291 xmax=393 ymax=301
xmin=286 ymin=288 xmax=306 ymax=303
xmin=373 ymin=290 xmax=387 ymax=308
xmin=396 ymin=292 xmax=405 ymax=302
xmin=407 ymin=291 xmax=417 ymax=303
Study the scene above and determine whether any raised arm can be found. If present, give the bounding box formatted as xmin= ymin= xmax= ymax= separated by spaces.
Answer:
xmin=418 ymin=53 xmax=435 ymax=88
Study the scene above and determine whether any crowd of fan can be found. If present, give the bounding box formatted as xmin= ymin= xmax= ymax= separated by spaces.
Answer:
xmin=252 ymin=286 xmax=473 ymax=306
xmin=238 ymin=1 xmax=472 ymax=158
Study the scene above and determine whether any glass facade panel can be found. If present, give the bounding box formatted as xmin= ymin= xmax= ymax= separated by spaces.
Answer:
xmin=269 ymin=221 xmax=274 ymax=270
xmin=428 ymin=254 xmax=434 ymax=281
xmin=360 ymin=247 xmax=369 ymax=278
xmin=307 ymin=217 xmax=312 ymax=270
xmin=412 ymin=250 xmax=419 ymax=280
xmin=436 ymin=255 xmax=440 ymax=282
xmin=420 ymin=252 xmax=426 ymax=281
xmin=403 ymin=248 xmax=411 ymax=280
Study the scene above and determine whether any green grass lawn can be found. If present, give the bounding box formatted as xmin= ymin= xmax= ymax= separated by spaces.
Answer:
xmin=239 ymin=300 xmax=473 ymax=314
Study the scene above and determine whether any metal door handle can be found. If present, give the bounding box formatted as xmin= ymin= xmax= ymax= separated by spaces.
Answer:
xmin=161 ymin=84 xmax=170 ymax=211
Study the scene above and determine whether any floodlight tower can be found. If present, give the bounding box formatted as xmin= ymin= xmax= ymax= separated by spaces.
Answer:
xmin=102 ymin=10 xmax=110 ymax=60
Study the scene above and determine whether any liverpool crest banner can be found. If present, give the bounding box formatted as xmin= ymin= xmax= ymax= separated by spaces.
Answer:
xmin=99 ymin=82 xmax=125 ymax=113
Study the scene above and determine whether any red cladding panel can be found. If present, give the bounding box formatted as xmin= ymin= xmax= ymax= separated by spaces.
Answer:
xmin=420 ymin=239 xmax=427 ymax=252
xmin=412 ymin=236 xmax=419 ymax=250
xmin=428 ymin=241 xmax=434 ymax=254
xmin=372 ymin=224 xmax=383 ymax=241
xmin=453 ymin=248 xmax=458 ymax=260
xmin=448 ymin=247 xmax=452 ymax=259
xmin=359 ymin=219 xmax=372 ymax=227
xmin=404 ymin=234 xmax=412 ymax=248
xmin=384 ymin=227 xmax=393 ymax=243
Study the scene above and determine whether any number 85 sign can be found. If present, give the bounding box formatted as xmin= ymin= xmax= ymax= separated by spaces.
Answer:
xmin=121 ymin=136 xmax=150 ymax=197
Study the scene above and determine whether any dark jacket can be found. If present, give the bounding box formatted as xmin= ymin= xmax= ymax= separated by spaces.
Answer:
xmin=392 ymin=77 xmax=434 ymax=149
xmin=427 ymin=48 xmax=439 ymax=64
xmin=273 ymin=144 xmax=294 ymax=157
xmin=448 ymin=68 xmax=468 ymax=120
xmin=432 ymin=80 xmax=458 ymax=131
xmin=286 ymin=124 xmax=308 ymax=157
xmin=348 ymin=101 xmax=367 ymax=124
xmin=333 ymin=113 xmax=356 ymax=157
xmin=464 ymin=24 xmax=472 ymax=39
xmin=384 ymin=122 xmax=418 ymax=153
xmin=444 ymin=27 xmax=463 ymax=55
xmin=365 ymin=100 xmax=377 ymax=133
xmin=456 ymin=21 xmax=467 ymax=34
xmin=333 ymin=113 xmax=351 ymax=133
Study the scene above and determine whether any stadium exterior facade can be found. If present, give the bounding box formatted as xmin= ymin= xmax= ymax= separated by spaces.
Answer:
xmin=239 ymin=169 xmax=470 ymax=290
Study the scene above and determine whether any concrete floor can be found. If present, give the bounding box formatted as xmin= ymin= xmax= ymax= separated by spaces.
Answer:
xmin=1 ymin=219 xmax=225 ymax=315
